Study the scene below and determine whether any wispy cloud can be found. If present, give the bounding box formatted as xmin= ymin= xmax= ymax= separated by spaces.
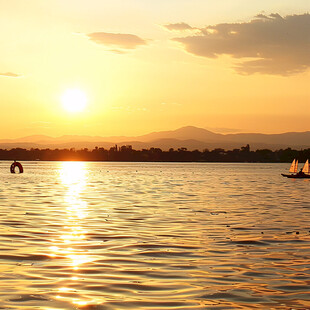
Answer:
xmin=87 ymin=32 xmax=147 ymax=51
xmin=172 ymin=13 xmax=310 ymax=76
xmin=163 ymin=22 xmax=194 ymax=31
xmin=0 ymin=72 xmax=22 ymax=78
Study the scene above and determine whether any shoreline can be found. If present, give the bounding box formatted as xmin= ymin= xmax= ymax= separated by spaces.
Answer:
xmin=0 ymin=144 xmax=309 ymax=163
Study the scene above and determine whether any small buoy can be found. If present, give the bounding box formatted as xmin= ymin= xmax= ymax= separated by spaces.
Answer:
xmin=10 ymin=161 xmax=23 ymax=174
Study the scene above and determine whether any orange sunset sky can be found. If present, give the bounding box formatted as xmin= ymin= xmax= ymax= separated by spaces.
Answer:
xmin=0 ymin=0 xmax=309 ymax=139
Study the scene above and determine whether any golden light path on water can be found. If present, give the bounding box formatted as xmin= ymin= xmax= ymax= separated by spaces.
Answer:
xmin=50 ymin=162 xmax=96 ymax=307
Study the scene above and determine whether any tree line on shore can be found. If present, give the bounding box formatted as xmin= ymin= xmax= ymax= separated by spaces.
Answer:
xmin=1 ymin=144 xmax=310 ymax=162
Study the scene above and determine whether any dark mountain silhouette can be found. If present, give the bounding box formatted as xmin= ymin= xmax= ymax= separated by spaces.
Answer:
xmin=1 ymin=126 xmax=310 ymax=150
xmin=224 ymin=131 xmax=310 ymax=146
xmin=135 ymin=126 xmax=222 ymax=142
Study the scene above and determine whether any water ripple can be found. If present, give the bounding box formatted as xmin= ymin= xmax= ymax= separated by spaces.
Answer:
xmin=0 ymin=161 xmax=309 ymax=309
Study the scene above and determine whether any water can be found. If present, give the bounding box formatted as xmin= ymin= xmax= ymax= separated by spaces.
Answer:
xmin=0 ymin=161 xmax=309 ymax=309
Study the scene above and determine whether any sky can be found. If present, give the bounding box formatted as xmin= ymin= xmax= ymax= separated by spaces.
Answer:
xmin=0 ymin=0 xmax=309 ymax=138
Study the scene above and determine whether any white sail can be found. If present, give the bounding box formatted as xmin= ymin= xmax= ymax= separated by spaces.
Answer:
xmin=302 ymin=159 xmax=309 ymax=174
xmin=294 ymin=160 xmax=298 ymax=173
xmin=289 ymin=159 xmax=296 ymax=173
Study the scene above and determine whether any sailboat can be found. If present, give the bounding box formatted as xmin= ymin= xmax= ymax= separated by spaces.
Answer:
xmin=282 ymin=159 xmax=310 ymax=178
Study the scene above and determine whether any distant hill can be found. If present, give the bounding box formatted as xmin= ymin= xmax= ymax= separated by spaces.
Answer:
xmin=135 ymin=126 xmax=222 ymax=142
xmin=0 ymin=126 xmax=310 ymax=150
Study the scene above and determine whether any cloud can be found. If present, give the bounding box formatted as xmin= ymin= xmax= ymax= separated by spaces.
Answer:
xmin=87 ymin=32 xmax=147 ymax=50
xmin=164 ymin=22 xmax=194 ymax=31
xmin=172 ymin=13 xmax=310 ymax=75
xmin=108 ymin=49 xmax=127 ymax=54
xmin=0 ymin=72 xmax=21 ymax=78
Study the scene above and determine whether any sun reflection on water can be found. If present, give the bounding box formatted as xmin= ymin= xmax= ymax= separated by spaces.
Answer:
xmin=49 ymin=162 xmax=94 ymax=306
xmin=61 ymin=162 xmax=88 ymax=219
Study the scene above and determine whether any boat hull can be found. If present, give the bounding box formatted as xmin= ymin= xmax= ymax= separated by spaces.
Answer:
xmin=281 ymin=173 xmax=310 ymax=179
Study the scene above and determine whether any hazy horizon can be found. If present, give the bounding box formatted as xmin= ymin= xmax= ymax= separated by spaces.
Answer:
xmin=1 ymin=124 xmax=310 ymax=140
xmin=2 ymin=125 xmax=310 ymax=141
xmin=2 ymin=125 xmax=310 ymax=153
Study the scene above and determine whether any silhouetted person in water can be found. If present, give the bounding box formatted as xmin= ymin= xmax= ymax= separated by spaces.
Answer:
xmin=297 ymin=168 xmax=304 ymax=176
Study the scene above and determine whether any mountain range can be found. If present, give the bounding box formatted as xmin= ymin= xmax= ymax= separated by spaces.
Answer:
xmin=1 ymin=126 xmax=310 ymax=151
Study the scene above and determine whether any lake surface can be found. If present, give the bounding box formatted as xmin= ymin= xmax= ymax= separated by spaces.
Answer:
xmin=0 ymin=161 xmax=309 ymax=309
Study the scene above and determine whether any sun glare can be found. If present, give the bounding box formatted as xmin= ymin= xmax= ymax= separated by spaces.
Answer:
xmin=61 ymin=88 xmax=87 ymax=113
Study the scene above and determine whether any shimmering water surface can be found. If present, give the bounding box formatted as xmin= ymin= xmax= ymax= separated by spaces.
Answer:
xmin=0 ymin=161 xmax=309 ymax=309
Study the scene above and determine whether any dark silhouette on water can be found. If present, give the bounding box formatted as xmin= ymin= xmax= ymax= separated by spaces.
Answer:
xmin=281 ymin=159 xmax=310 ymax=178
xmin=10 ymin=160 xmax=23 ymax=173
xmin=281 ymin=172 xmax=310 ymax=178
xmin=298 ymin=168 xmax=305 ymax=176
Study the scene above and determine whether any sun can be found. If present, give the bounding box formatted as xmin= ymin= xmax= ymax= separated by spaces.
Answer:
xmin=61 ymin=88 xmax=87 ymax=113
